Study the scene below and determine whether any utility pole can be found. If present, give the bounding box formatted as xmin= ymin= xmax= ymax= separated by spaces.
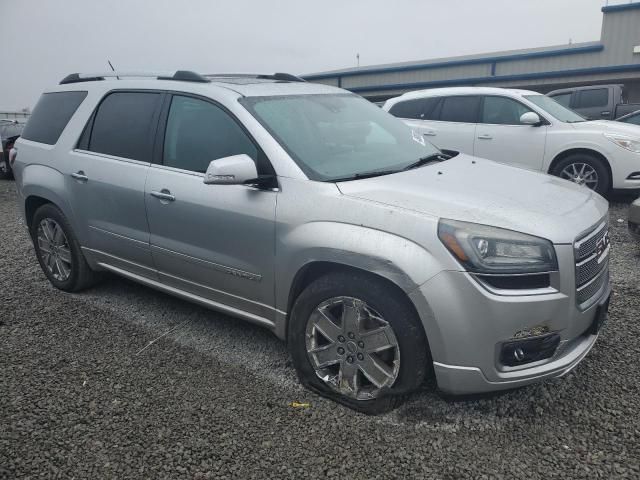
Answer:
xmin=356 ymin=53 xmax=360 ymax=68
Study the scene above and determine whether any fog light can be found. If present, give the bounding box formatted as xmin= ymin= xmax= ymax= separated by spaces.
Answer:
xmin=500 ymin=333 xmax=560 ymax=367
xmin=514 ymin=348 xmax=525 ymax=362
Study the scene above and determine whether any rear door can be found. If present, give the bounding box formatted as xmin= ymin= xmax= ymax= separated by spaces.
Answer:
xmin=573 ymin=88 xmax=612 ymax=120
xmin=67 ymin=90 xmax=163 ymax=277
xmin=145 ymin=94 xmax=277 ymax=320
xmin=473 ymin=95 xmax=548 ymax=171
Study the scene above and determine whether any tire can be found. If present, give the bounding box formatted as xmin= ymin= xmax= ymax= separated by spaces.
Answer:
xmin=31 ymin=203 xmax=100 ymax=292
xmin=288 ymin=270 xmax=429 ymax=414
xmin=0 ymin=150 xmax=12 ymax=180
xmin=550 ymin=153 xmax=610 ymax=195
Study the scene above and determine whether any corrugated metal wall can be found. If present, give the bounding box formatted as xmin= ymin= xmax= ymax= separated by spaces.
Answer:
xmin=306 ymin=5 xmax=640 ymax=100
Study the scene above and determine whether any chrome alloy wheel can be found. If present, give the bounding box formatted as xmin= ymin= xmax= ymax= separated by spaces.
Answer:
xmin=305 ymin=296 xmax=400 ymax=400
xmin=560 ymin=162 xmax=599 ymax=190
xmin=37 ymin=218 xmax=72 ymax=281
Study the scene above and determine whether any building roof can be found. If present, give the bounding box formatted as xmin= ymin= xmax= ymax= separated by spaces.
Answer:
xmin=303 ymin=42 xmax=605 ymax=80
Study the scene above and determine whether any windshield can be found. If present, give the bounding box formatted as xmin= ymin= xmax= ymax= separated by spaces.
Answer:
xmin=241 ymin=94 xmax=441 ymax=181
xmin=524 ymin=95 xmax=586 ymax=123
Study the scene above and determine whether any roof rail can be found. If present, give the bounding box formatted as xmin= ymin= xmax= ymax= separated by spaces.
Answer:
xmin=59 ymin=70 xmax=210 ymax=85
xmin=205 ymin=72 xmax=306 ymax=83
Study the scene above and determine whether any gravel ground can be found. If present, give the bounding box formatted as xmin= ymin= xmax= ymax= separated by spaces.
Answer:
xmin=1 ymin=179 xmax=639 ymax=479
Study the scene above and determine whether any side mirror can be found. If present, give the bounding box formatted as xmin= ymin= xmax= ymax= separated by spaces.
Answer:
xmin=520 ymin=112 xmax=542 ymax=126
xmin=203 ymin=154 xmax=258 ymax=185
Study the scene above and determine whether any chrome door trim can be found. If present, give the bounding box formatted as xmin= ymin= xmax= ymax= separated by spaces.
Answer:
xmin=96 ymin=261 xmax=277 ymax=330
xmin=72 ymin=149 xmax=152 ymax=167
xmin=83 ymin=246 xmax=284 ymax=316
xmin=88 ymin=225 xmax=150 ymax=247
xmin=151 ymin=244 xmax=262 ymax=281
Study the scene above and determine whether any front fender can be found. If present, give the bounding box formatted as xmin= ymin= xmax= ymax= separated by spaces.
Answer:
xmin=274 ymin=221 xmax=445 ymax=338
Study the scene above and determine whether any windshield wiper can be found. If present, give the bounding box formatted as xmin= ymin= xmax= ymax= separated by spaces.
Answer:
xmin=330 ymin=169 xmax=401 ymax=182
xmin=402 ymin=153 xmax=450 ymax=171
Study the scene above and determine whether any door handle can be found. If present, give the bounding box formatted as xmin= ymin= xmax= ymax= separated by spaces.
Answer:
xmin=150 ymin=190 xmax=176 ymax=202
xmin=601 ymin=111 xmax=611 ymax=116
xmin=477 ymin=134 xmax=493 ymax=140
xmin=423 ymin=131 xmax=437 ymax=137
xmin=71 ymin=171 xmax=88 ymax=182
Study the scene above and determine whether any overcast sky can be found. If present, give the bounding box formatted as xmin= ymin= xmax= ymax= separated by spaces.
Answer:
xmin=0 ymin=0 xmax=617 ymax=110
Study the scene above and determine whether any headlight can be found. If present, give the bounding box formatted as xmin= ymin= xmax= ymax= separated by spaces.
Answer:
xmin=438 ymin=219 xmax=558 ymax=274
xmin=604 ymin=133 xmax=640 ymax=153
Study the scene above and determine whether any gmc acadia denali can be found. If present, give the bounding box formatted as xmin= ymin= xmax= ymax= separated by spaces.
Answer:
xmin=13 ymin=71 xmax=611 ymax=413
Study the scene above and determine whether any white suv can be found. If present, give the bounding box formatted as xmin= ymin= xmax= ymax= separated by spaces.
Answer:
xmin=384 ymin=87 xmax=640 ymax=195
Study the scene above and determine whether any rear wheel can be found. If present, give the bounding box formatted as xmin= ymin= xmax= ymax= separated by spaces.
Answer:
xmin=551 ymin=153 xmax=610 ymax=195
xmin=31 ymin=204 xmax=99 ymax=292
xmin=0 ymin=150 xmax=11 ymax=180
xmin=288 ymin=271 xmax=429 ymax=414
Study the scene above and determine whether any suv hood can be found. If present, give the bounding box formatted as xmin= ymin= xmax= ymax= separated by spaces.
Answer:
xmin=571 ymin=119 xmax=640 ymax=137
xmin=337 ymin=154 xmax=608 ymax=244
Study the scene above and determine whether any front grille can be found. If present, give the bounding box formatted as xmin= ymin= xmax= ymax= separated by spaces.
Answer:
xmin=576 ymin=268 xmax=609 ymax=305
xmin=575 ymin=222 xmax=607 ymax=261
xmin=574 ymin=221 xmax=609 ymax=308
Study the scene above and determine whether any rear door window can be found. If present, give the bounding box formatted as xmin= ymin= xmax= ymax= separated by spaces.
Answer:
xmin=87 ymin=92 xmax=161 ymax=162
xmin=575 ymin=89 xmax=609 ymax=108
xmin=21 ymin=91 xmax=87 ymax=145
xmin=388 ymin=98 xmax=440 ymax=120
xmin=438 ymin=96 xmax=480 ymax=123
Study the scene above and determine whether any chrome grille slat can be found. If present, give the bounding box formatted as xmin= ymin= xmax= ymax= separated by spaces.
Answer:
xmin=576 ymin=269 xmax=609 ymax=305
xmin=574 ymin=221 xmax=609 ymax=308
xmin=576 ymin=256 xmax=608 ymax=287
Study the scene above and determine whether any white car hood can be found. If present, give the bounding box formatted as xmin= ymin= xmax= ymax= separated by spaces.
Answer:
xmin=337 ymin=154 xmax=609 ymax=244
xmin=570 ymin=119 xmax=640 ymax=137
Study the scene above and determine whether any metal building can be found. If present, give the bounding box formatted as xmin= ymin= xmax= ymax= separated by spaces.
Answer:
xmin=303 ymin=2 xmax=640 ymax=103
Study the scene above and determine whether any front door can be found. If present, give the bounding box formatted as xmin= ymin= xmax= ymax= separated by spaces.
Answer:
xmin=145 ymin=94 xmax=277 ymax=320
xmin=473 ymin=95 xmax=547 ymax=171
xmin=66 ymin=91 xmax=163 ymax=276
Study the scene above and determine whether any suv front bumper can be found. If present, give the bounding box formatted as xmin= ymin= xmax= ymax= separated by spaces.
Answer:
xmin=409 ymin=262 xmax=610 ymax=395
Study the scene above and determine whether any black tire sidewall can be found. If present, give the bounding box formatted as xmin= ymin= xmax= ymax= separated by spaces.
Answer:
xmin=0 ymin=151 xmax=10 ymax=180
xmin=31 ymin=204 xmax=85 ymax=292
xmin=552 ymin=154 xmax=610 ymax=195
xmin=288 ymin=271 xmax=429 ymax=413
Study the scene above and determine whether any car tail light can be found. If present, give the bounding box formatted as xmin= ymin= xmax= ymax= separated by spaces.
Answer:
xmin=9 ymin=147 xmax=17 ymax=166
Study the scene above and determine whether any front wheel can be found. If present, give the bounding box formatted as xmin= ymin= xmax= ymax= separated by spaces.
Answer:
xmin=288 ymin=271 xmax=429 ymax=414
xmin=551 ymin=154 xmax=610 ymax=195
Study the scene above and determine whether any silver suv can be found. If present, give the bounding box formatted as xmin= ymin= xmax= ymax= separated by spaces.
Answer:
xmin=14 ymin=71 xmax=611 ymax=413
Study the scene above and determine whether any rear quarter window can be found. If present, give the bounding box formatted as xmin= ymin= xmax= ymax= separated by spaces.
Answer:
xmin=21 ymin=91 xmax=87 ymax=145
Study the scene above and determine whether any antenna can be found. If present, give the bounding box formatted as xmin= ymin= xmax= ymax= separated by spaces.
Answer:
xmin=107 ymin=60 xmax=120 ymax=80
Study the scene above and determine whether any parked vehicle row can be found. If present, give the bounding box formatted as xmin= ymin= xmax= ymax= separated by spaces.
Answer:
xmin=14 ymin=71 xmax=611 ymax=413
xmin=617 ymin=109 xmax=640 ymax=126
xmin=0 ymin=119 xmax=24 ymax=180
xmin=547 ymin=84 xmax=640 ymax=121
xmin=383 ymin=86 xmax=640 ymax=195
xmin=629 ymin=197 xmax=640 ymax=242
